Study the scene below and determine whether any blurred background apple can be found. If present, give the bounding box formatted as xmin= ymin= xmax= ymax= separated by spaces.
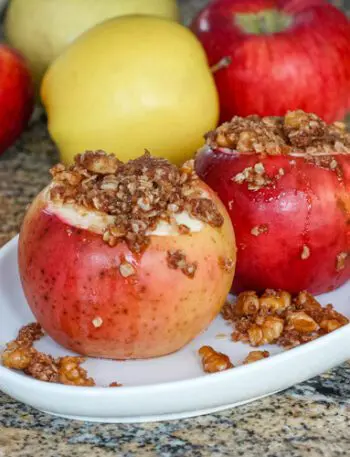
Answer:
xmin=5 ymin=0 xmax=179 ymax=88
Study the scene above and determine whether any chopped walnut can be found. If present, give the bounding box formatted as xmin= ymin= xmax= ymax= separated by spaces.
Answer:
xmin=223 ymin=289 xmax=349 ymax=349
xmin=2 ymin=323 xmax=96 ymax=387
xmin=49 ymin=151 xmax=224 ymax=253
xmin=58 ymin=357 xmax=95 ymax=387
xmin=286 ymin=311 xmax=319 ymax=334
xmin=167 ymin=250 xmax=198 ymax=278
xmin=247 ymin=316 xmax=284 ymax=346
xmin=243 ymin=350 xmax=270 ymax=364
xmin=198 ymin=346 xmax=233 ymax=373
xmin=206 ymin=110 xmax=350 ymax=156
xmin=2 ymin=343 xmax=35 ymax=370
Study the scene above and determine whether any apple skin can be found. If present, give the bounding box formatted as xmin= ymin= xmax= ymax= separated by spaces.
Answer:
xmin=18 ymin=186 xmax=236 ymax=359
xmin=195 ymin=147 xmax=350 ymax=294
xmin=0 ymin=45 xmax=33 ymax=153
xmin=191 ymin=0 xmax=350 ymax=123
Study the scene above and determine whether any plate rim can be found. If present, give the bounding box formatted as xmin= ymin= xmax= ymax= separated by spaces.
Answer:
xmin=1 ymin=234 xmax=349 ymax=396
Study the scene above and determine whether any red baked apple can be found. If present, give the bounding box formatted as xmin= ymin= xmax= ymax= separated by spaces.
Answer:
xmin=18 ymin=152 xmax=236 ymax=359
xmin=0 ymin=45 xmax=33 ymax=153
xmin=195 ymin=110 xmax=350 ymax=294
xmin=192 ymin=0 xmax=350 ymax=123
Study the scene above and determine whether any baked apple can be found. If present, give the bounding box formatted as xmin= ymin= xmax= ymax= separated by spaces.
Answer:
xmin=18 ymin=151 xmax=236 ymax=359
xmin=195 ymin=110 xmax=350 ymax=294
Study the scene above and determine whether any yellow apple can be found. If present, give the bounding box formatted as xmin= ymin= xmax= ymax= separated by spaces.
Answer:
xmin=41 ymin=16 xmax=219 ymax=165
xmin=5 ymin=0 xmax=179 ymax=86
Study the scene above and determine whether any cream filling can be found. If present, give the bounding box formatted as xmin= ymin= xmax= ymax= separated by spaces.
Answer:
xmin=47 ymin=199 xmax=204 ymax=236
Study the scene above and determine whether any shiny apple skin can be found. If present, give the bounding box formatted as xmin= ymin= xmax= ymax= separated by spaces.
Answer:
xmin=0 ymin=45 xmax=33 ymax=153
xmin=191 ymin=0 xmax=350 ymax=123
xmin=195 ymin=147 xmax=350 ymax=294
xmin=18 ymin=187 xmax=236 ymax=359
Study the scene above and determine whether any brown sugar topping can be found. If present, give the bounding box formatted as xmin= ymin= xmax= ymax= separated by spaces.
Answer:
xmin=223 ymin=289 xmax=349 ymax=349
xmin=50 ymin=152 xmax=224 ymax=253
xmin=206 ymin=110 xmax=350 ymax=156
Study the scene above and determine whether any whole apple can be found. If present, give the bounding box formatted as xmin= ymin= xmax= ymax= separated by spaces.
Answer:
xmin=195 ymin=110 xmax=350 ymax=295
xmin=192 ymin=0 xmax=350 ymax=123
xmin=19 ymin=151 xmax=236 ymax=359
xmin=41 ymin=15 xmax=219 ymax=166
xmin=0 ymin=45 xmax=33 ymax=154
xmin=5 ymin=0 xmax=179 ymax=87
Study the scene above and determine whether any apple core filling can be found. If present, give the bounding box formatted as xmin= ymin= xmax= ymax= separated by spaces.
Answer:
xmin=48 ymin=150 xmax=224 ymax=252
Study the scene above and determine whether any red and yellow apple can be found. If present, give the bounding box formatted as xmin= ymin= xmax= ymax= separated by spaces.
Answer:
xmin=192 ymin=0 xmax=350 ymax=123
xmin=0 ymin=45 xmax=33 ymax=154
xmin=18 ymin=182 xmax=236 ymax=359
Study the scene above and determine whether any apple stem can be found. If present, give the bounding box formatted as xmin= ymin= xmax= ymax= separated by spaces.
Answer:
xmin=211 ymin=57 xmax=232 ymax=74
xmin=235 ymin=10 xmax=293 ymax=35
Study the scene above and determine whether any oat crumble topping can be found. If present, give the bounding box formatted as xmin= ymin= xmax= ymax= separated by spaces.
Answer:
xmin=206 ymin=110 xmax=350 ymax=157
xmin=232 ymin=163 xmax=285 ymax=191
xmin=222 ymin=289 xmax=349 ymax=349
xmin=50 ymin=151 xmax=224 ymax=253
xmin=250 ymin=224 xmax=269 ymax=237
xmin=166 ymin=249 xmax=198 ymax=278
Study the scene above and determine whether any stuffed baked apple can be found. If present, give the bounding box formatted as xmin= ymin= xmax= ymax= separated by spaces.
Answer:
xmin=196 ymin=110 xmax=349 ymax=294
xmin=18 ymin=151 xmax=236 ymax=359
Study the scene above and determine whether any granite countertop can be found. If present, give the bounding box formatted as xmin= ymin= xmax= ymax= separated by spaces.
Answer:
xmin=0 ymin=0 xmax=349 ymax=456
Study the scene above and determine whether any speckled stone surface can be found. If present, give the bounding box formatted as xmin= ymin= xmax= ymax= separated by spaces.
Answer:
xmin=0 ymin=1 xmax=350 ymax=456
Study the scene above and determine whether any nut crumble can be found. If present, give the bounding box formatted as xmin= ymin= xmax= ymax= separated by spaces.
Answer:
xmin=167 ymin=249 xmax=198 ymax=278
xmin=206 ymin=110 xmax=350 ymax=157
xmin=223 ymin=289 xmax=349 ymax=349
xmin=50 ymin=151 xmax=224 ymax=253
xmin=1 ymin=323 xmax=97 ymax=386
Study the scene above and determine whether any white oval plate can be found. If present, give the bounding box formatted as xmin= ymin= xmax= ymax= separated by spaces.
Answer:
xmin=0 ymin=236 xmax=349 ymax=423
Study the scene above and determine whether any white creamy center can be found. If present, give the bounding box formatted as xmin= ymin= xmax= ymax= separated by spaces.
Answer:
xmin=47 ymin=200 xmax=204 ymax=236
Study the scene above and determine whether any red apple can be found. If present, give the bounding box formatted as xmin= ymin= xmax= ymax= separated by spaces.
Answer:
xmin=18 ymin=157 xmax=236 ymax=359
xmin=0 ymin=45 xmax=33 ymax=153
xmin=195 ymin=112 xmax=350 ymax=295
xmin=191 ymin=0 xmax=350 ymax=123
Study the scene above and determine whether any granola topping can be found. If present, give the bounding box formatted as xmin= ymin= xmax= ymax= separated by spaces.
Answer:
xmin=223 ymin=290 xmax=349 ymax=349
xmin=250 ymin=224 xmax=269 ymax=237
xmin=49 ymin=151 xmax=224 ymax=253
xmin=206 ymin=110 xmax=350 ymax=157
xmin=167 ymin=249 xmax=198 ymax=278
